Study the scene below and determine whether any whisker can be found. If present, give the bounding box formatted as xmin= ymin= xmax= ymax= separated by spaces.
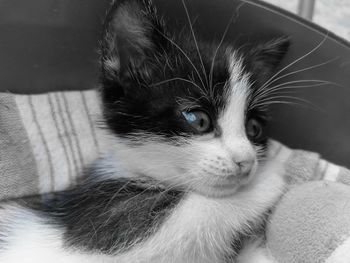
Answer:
xmin=257 ymin=85 xmax=326 ymax=98
xmin=209 ymin=2 xmax=245 ymax=89
xmin=252 ymin=79 xmax=338 ymax=104
xmin=256 ymin=82 xmax=330 ymax=96
xmin=253 ymin=95 xmax=324 ymax=112
xmin=176 ymin=95 xmax=209 ymax=111
xmin=178 ymin=15 xmax=199 ymax=37
xmin=188 ymin=72 xmax=209 ymax=97
xmin=253 ymin=82 xmax=325 ymax=103
xmin=154 ymin=28 xmax=207 ymax=89
xmin=121 ymin=183 xmax=165 ymax=206
xmin=258 ymin=32 xmax=329 ymax=92
xmin=96 ymin=180 xmax=134 ymax=229
xmin=150 ymin=77 xmax=202 ymax=89
xmin=181 ymin=0 xmax=208 ymax=86
xmin=255 ymin=100 xmax=324 ymax=113
xmin=212 ymin=80 xmax=229 ymax=90
xmin=253 ymin=95 xmax=311 ymax=106
xmin=253 ymin=100 xmax=302 ymax=108
xmin=259 ymin=57 xmax=339 ymax=93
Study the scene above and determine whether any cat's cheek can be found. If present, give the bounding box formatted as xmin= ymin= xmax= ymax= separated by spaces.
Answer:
xmin=182 ymin=149 xmax=256 ymax=196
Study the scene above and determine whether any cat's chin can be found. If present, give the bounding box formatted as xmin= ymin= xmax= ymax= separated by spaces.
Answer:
xmin=193 ymin=184 xmax=242 ymax=198
xmin=192 ymin=175 xmax=255 ymax=198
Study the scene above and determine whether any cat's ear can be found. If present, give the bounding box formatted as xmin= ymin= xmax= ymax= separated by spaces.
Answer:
xmin=247 ymin=37 xmax=290 ymax=83
xmin=100 ymin=0 xmax=166 ymax=82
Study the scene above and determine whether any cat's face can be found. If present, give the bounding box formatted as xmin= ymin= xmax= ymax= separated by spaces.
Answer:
xmin=100 ymin=0 xmax=289 ymax=198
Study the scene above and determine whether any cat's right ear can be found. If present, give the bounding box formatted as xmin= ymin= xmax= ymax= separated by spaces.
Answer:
xmin=246 ymin=37 xmax=290 ymax=85
xmin=100 ymin=0 xmax=167 ymax=85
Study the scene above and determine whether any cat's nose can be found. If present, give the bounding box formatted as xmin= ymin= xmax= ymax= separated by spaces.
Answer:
xmin=236 ymin=159 xmax=254 ymax=177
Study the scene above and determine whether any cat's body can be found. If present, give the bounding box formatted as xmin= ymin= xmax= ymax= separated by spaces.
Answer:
xmin=0 ymin=0 xmax=290 ymax=262
xmin=0 ymin=154 xmax=285 ymax=263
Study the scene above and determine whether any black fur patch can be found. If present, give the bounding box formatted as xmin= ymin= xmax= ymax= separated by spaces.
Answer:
xmin=24 ymin=172 xmax=184 ymax=254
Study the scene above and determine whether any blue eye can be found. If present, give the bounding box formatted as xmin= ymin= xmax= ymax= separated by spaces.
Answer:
xmin=182 ymin=112 xmax=197 ymax=123
xmin=181 ymin=110 xmax=212 ymax=133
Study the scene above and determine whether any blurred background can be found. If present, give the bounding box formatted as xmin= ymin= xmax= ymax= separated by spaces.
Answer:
xmin=262 ymin=0 xmax=350 ymax=41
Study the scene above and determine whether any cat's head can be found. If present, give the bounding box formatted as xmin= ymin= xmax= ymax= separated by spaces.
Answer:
xmin=99 ymin=0 xmax=289 ymax=198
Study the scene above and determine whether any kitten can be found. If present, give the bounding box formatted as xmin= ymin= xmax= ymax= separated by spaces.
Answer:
xmin=0 ymin=0 xmax=290 ymax=262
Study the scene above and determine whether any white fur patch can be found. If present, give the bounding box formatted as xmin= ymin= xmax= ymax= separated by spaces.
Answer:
xmin=0 ymin=205 xmax=116 ymax=263
xmin=218 ymin=53 xmax=255 ymax=168
xmin=325 ymin=236 xmax=350 ymax=263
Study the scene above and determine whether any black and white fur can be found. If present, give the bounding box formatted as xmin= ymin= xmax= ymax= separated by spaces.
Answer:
xmin=0 ymin=0 xmax=290 ymax=262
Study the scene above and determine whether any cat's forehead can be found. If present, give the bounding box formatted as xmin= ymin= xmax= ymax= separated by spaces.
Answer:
xmin=147 ymin=39 xmax=249 ymax=114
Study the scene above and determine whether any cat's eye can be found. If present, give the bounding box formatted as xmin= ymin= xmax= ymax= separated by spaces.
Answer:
xmin=246 ymin=118 xmax=263 ymax=140
xmin=182 ymin=111 xmax=212 ymax=133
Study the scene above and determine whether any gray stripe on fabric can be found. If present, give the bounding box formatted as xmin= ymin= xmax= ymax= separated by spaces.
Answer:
xmin=0 ymin=94 xmax=39 ymax=200
xmin=48 ymin=93 xmax=72 ymax=181
xmin=55 ymin=93 xmax=79 ymax=180
xmin=80 ymin=91 xmax=100 ymax=152
xmin=61 ymin=93 xmax=85 ymax=167
xmin=28 ymin=96 xmax=55 ymax=191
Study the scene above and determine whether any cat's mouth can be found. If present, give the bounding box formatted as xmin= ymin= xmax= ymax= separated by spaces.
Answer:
xmin=193 ymin=173 xmax=255 ymax=198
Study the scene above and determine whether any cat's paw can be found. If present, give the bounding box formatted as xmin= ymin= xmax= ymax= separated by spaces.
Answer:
xmin=236 ymin=239 xmax=276 ymax=263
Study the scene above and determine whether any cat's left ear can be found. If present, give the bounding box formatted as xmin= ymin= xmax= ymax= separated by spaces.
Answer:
xmin=100 ymin=0 xmax=167 ymax=83
xmin=247 ymin=37 xmax=290 ymax=83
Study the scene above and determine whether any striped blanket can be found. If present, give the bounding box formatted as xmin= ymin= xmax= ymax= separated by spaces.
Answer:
xmin=0 ymin=90 xmax=108 ymax=200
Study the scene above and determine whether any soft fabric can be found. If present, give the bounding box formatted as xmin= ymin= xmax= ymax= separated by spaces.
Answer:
xmin=267 ymin=140 xmax=349 ymax=186
xmin=266 ymin=181 xmax=350 ymax=263
xmin=0 ymin=90 xmax=108 ymax=200
xmin=246 ymin=141 xmax=350 ymax=263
